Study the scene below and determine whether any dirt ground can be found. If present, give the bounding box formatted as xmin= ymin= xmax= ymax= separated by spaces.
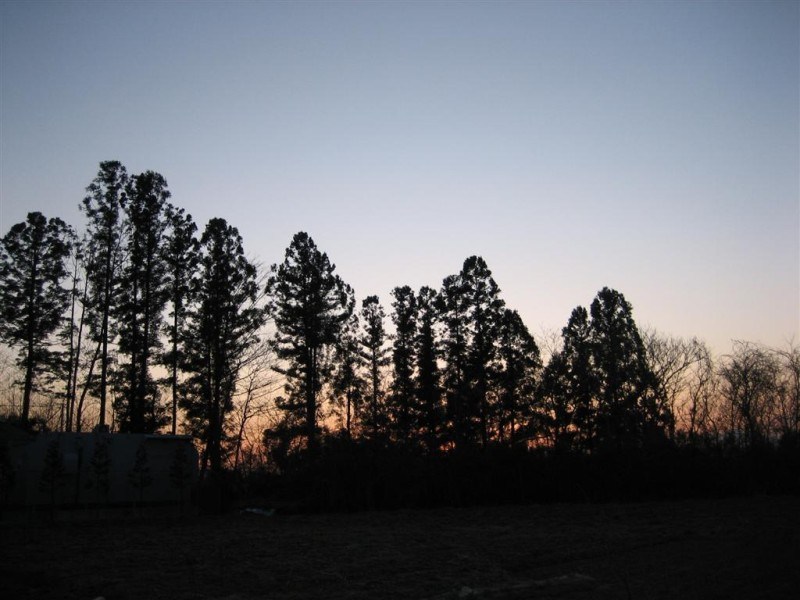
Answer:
xmin=1 ymin=495 xmax=798 ymax=600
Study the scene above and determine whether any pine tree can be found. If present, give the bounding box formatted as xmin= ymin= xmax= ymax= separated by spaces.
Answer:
xmin=439 ymin=257 xmax=505 ymax=448
xmin=55 ymin=235 xmax=85 ymax=432
xmin=359 ymin=295 xmax=390 ymax=438
xmin=81 ymin=161 xmax=128 ymax=429
xmin=162 ymin=205 xmax=199 ymax=435
xmin=589 ymin=287 xmax=658 ymax=450
xmin=438 ymin=273 xmax=470 ymax=448
xmin=389 ymin=286 xmax=417 ymax=441
xmin=460 ymin=256 xmax=505 ymax=447
xmin=331 ymin=314 xmax=366 ymax=436
xmin=555 ymin=305 xmax=597 ymax=451
xmin=0 ymin=212 xmax=73 ymax=423
xmin=115 ymin=171 xmax=171 ymax=433
xmin=496 ymin=308 xmax=541 ymax=446
xmin=415 ymin=286 xmax=442 ymax=452
xmin=180 ymin=219 xmax=264 ymax=477
xmin=539 ymin=350 xmax=573 ymax=450
xmin=266 ymin=232 xmax=354 ymax=452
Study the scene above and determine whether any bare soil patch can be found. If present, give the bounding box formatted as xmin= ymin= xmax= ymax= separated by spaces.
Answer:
xmin=2 ymin=495 xmax=798 ymax=599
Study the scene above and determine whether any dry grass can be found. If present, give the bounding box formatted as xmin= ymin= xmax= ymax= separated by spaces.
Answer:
xmin=2 ymin=495 xmax=798 ymax=599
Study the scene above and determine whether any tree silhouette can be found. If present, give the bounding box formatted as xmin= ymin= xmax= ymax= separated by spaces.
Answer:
xmin=7 ymin=157 xmax=800 ymax=507
xmin=415 ymin=286 xmax=442 ymax=452
xmin=539 ymin=349 xmax=574 ymax=451
xmin=461 ymin=256 xmax=505 ymax=447
xmin=180 ymin=218 xmax=263 ymax=477
xmin=0 ymin=212 xmax=73 ymax=423
xmin=81 ymin=161 xmax=128 ymax=429
xmin=389 ymin=286 xmax=417 ymax=441
xmin=55 ymin=234 xmax=85 ymax=432
xmin=116 ymin=171 xmax=171 ymax=433
xmin=438 ymin=273 xmax=470 ymax=448
xmin=774 ymin=345 xmax=800 ymax=444
xmin=162 ymin=205 xmax=200 ymax=435
xmin=642 ymin=329 xmax=707 ymax=441
xmin=719 ymin=341 xmax=779 ymax=450
xmin=439 ymin=257 xmax=505 ymax=449
xmin=359 ymin=295 xmax=390 ymax=438
xmin=496 ymin=308 xmax=541 ymax=446
xmin=331 ymin=314 xmax=366 ymax=436
xmin=266 ymin=232 xmax=354 ymax=453
xmin=552 ymin=306 xmax=596 ymax=451
xmin=589 ymin=287 xmax=660 ymax=450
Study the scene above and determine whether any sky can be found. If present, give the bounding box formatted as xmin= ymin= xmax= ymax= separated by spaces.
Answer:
xmin=1 ymin=0 xmax=798 ymax=355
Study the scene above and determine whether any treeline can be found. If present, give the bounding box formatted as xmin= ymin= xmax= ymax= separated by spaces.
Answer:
xmin=0 ymin=161 xmax=264 ymax=482
xmin=1 ymin=161 xmax=799 ymax=509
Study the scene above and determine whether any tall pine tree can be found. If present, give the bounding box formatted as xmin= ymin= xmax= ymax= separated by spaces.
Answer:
xmin=359 ymin=295 xmax=390 ymax=438
xmin=266 ymin=232 xmax=354 ymax=452
xmin=496 ymin=308 xmax=541 ymax=446
xmin=0 ymin=213 xmax=73 ymax=423
xmin=589 ymin=287 xmax=659 ymax=450
xmin=81 ymin=161 xmax=128 ymax=429
xmin=115 ymin=171 xmax=171 ymax=433
xmin=416 ymin=286 xmax=442 ymax=452
xmin=180 ymin=219 xmax=263 ymax=476
xmin=438 ymin=273 xmax=470 ymax=448
xmin=389 ymin=286 xmax=417 ymax=441
xmin=330 ymin=313 xmax=366 ymax=436
xmin=162 ymin=205 xmax=199 ymax=435
xmin=439 ymin=257 xmax=504 ymax=448
xmin=543 ymin=305 xmax=596 ymax=452
xmin=461 ymin=256 xmax=504 ymax=447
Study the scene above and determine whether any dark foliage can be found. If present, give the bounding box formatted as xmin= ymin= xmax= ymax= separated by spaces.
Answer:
xmin=266 ymin=232 xmax=354 ymax=452
xmin=2 ymin=161 xmax=798 ymax=517
xmin=115 ymin=171 xmax=171 ymax=433
xmin=81 ymin=161 xmax=128 ymax=429
xmin=180 ymin=218 xmax=263 ymax=478
xmin=0 ymin=212 xmax=73 ymax=422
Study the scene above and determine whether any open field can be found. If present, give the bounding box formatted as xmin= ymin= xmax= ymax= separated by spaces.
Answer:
xmin=2 ymin=495 xmax=798 ymax=600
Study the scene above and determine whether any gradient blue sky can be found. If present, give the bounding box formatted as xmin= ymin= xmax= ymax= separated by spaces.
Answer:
xmin=1 ymin=0 xmax=798 ymax=353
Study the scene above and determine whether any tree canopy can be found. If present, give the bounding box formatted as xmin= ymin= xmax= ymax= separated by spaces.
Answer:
xmin=2 ymin=161 xmax=798 ymax=508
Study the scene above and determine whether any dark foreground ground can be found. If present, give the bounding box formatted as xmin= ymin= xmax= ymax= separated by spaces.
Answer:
xmin=2 ymin=495 xmax=798 ymax=600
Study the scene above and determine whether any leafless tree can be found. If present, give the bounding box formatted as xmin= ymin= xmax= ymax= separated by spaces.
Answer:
xmin=772 ymin=343 xmax=800 ymax=441
xmin=681 ymin=345 xmax=721 ymax=445
xmin=537 ymin=326 xmax=563 ymax=365
xmin=719 ymin=341 xmax=780 ymax=448
xmin=642 ymin=328 xmax=708 ymax=440
xmin=229 ymin=337 xmax=281 ymax=470
xmin=0 ymin=348 xmax=22 ymax=418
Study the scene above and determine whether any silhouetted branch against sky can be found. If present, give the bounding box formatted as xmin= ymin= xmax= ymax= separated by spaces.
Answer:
xmin=1 ymin=1 xmax=797 ymax=353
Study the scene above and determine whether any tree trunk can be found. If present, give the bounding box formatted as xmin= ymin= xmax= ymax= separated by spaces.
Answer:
xmin=21 ymin=243 xmax=40 ymax=423
xmin=76 ymin=341 xmax=101 ymax=432
xmin=306 ymin=346 xmax=317 ymax=452
xmin=171 ymin=307 xmax=179 ymax=435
